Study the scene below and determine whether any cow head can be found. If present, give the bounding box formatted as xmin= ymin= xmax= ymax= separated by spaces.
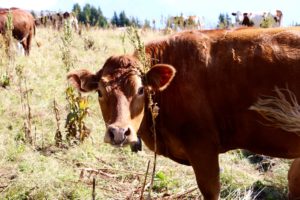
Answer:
xmin=232 ymin=11 xmax=243 ymax=24
xmin=68 ymin=55 xmax=176 ymax=147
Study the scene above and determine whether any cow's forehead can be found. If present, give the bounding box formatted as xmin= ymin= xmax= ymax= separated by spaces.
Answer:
xmin=100 ymin=55 xmax=143 ymax=84
xmin=100 ymin=70 xmax=143 ymax=98
xmin=102 ymin=55 xmax=140 ymax=71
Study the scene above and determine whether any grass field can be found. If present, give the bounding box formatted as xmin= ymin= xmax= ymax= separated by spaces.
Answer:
xmin=0 ymin=27 xmax=292 ymax=199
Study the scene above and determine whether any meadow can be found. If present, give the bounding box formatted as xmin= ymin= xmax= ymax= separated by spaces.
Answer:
xmin=0 ymin=26 xmax=291 ymax=199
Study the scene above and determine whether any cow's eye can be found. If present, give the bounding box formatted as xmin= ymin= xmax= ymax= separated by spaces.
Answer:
xmin=97 ymin=90 xmax=102 ymax=98
xmin=137 ymin=87 xmax=144 ymax=95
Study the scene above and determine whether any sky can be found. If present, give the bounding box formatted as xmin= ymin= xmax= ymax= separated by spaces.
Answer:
xmin=0 ymin=0 xmax=299 ymax=28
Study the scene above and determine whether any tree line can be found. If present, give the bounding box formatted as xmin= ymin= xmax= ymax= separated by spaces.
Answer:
xmin=72 ymin=3 xmax=146 ymax=28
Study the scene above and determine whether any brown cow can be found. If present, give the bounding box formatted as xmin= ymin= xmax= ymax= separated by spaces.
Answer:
xmin=0 ymin=8 xmax=35 ymax=55
xmin=68 ymin=27 xmax=300 ymax=200
xmin=289 ymin=158 xmax=300 ymax=199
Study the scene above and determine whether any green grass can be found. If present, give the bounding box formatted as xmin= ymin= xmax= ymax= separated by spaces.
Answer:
xmin=0 ymin=27 xmax=290 ymax=199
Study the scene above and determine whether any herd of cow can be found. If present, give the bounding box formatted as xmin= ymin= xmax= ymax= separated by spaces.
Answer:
xmin=232 ymin=10 xmax=283 ymax=27
xmin=34 ymin=11 xmax=79 ymax=32
xmin=0 ymin=7 xmax=78 ymax=56
xmin=1 ymin=6 xmax=300 ymax=200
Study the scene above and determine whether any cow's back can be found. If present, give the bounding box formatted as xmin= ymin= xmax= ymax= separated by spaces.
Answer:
xmin=206 ymin=28 xmax=300 ymax=154
xmin=143 ymin=27 xmax=300 ymax=160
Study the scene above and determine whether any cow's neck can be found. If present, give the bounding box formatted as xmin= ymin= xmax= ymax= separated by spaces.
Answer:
xmin=137 ymin=92 xmax=191 ymax=165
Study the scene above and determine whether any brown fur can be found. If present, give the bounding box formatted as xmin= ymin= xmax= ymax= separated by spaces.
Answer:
xmin=68 ymin=27 xmax=300 ymax=200
xmin=0 ymin=8 xmax=35 ymax=55
xmin=289 ymin=158 xmax=300 ymax=200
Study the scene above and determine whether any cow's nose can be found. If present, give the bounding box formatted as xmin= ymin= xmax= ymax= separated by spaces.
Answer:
xmin=108 ymin=126 xmax=116 ymax=141
xmin=107 ymin=126 xmax=130 ymax=145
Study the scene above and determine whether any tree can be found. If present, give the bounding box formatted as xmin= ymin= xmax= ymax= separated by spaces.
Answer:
xmin=143 ymin=19 xmax=151 ymax=29
xmin=30 ymin=10 xmax=36 ymax=18
xmin=97 ymin=7 xmax=107 ymax=27
xmin=217 ymin=13 xmax=232 ymax=29
xmin=90 ymin=6 xmax=99 ymax=26
xmin=72 ymin=3 xmax=81 ymax=18
xmin=119 ymin=11 xmax=130 ymax=27
xmin=82 ymin=4 xmax=92 ymax=24
xmin=73 ymin=3 xmax=107 ymax=28
xmin=111 ymin=11 xmax=119 ymax=27
xmin=260 ymin=14 xmax=275 ymax=28
xmin=129 ymin=17 xmax=141 ymax=28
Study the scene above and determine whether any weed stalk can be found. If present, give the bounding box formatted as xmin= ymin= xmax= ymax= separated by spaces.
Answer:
xmin=61 ymin=21 xmax=90 ymax=144
xmin=53 ymin=99 xmax=62 ymax=147
xmin=16 ymin=64 xmax=33 ymax=144
xmin=1 ymin=9 xmax=15 ymax=88
xmin=126 ymin=26 xmax=158 ymax=199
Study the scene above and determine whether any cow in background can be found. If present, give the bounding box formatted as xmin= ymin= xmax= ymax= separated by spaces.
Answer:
xmin=62 ymin=12 xmax=79 ymax=32
xmin=232 ymin=10 xmax=283 ymax=28
xmin=168 ymin=15 xmax=203 ymax=30
xmin=184 ymin=15 xmax=203 ymax=29
xmin=35 ymin=11 xmax=78 ymax=33
xmin=0 ymin=7 xmax=35 ymax=55
xmin=34 ymin=11 xmax=53 ymax=27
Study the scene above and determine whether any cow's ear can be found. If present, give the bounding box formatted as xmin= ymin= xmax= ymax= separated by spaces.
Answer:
xmin=67 ymin=69 xmax=99 ymax=92
xmin=145 ymin=64 xmax=176 ymax=91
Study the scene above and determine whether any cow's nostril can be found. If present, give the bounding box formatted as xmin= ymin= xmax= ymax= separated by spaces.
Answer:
xmin=124 ymin=128 xmax=131 ymax=136
xmin=108 ymin=127 xmax=115 ymax=140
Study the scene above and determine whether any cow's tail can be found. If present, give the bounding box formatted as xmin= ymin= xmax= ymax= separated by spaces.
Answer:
xmin=249 ymin=87 xmax=300 ymax=135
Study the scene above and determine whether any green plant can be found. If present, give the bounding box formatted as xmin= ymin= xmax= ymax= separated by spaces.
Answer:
xmin=61 ymin=19 xmax=91 ymax=144
xmin=53 ymin=99 xmax=62 ymax=147
xmin=0 ymin=73 xmax=10 ymax=88
xmin=65 ymin=86 xmax=90 ymax=144
xmin=152 ymin=171 xmax=178 ymax=192
xmin=126 ymin=26 xmax=150 ymax=74
xmin=260 ymin=15 xmax=276 ymax=28
xmin=4 ymin=10 xmax=14 ymax=61
xmin=60 ymin=20 xmax=74 ymax=72
xmin=83 ymin=36 xmax=95 ymax=50
xmin=0 ymin=10 xmax=15 ymax=88
xmin=15 ymin=64 xmax=33 ymax=145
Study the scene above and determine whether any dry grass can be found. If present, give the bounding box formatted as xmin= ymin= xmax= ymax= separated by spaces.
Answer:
xmin=0 ymin=27 xmax=290 ymax=199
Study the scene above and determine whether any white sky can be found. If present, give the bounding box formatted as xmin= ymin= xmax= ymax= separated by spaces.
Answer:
xmin=0 ymin=0 xmax=299 ymax=28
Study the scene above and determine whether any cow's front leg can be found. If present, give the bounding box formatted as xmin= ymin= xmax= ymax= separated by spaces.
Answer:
xmin=189 ymin=148 xmax=220 ymax=200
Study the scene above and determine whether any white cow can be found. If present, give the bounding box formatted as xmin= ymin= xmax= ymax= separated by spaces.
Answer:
xmin=232 ymin=10 xmax=283 ymax=28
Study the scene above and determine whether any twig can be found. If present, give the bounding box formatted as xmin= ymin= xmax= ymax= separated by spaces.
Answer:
xmin=53 ymin=99 xmax=61 ymax=130
xmin=24 ymin=78 xmax=33 ymax=144
xmin=92 ymin=176 xmax=96 ymax=200
xmin=140 ymin=160 xmax=151 ymax=200
xmin=53 ymin=99 xmax=62 ymax=147
xmin=0 ymin=182 xmax=13 ymax=194
xmin=79 ymin=166 xmax=144 ymax=176
xmin=126 ymin=26 xmax=159 ymax=200
xmin=98 ymin=168 xmax=144 ymax=176
xmin=147 ymin=92 xmax=159 ymax=200
xmin=79 ymin=168 xmax=117 ymax=179
xmin=168 ymin=186 xmax=198 ymax=199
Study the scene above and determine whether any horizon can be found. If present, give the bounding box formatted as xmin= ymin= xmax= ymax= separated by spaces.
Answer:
xmin=0 ymin=0 xmax=300 ymax=28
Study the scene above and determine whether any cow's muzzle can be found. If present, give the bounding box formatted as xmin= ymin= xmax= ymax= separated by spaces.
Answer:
xmin=106 ymin=125 xmax=131 ymax=146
